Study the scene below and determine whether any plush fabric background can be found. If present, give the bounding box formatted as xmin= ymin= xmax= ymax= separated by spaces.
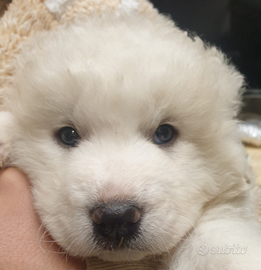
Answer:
xmin=246 ymin=146 xmax=261 ymax=185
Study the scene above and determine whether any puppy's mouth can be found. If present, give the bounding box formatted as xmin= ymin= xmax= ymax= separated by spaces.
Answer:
xmin=94 ymin=235 xmax=143 ymax=251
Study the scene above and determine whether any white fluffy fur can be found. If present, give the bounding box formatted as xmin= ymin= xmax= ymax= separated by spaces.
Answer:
xmin=1 ymin=13 xmax=261 ymax=269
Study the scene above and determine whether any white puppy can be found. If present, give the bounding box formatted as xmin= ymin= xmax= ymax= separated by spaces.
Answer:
xmin=1 ymin=13 xmax=261 ymax=270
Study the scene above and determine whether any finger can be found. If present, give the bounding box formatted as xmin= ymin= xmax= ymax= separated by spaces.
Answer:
xmin=0 ymin=168 xmax=86 ymax=270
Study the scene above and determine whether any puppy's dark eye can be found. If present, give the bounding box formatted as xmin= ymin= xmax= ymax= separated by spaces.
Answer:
xmin=153 ymin=124 xmax=177 ymax=145
xmin=57 ymin=127 xmax=80 ymax=147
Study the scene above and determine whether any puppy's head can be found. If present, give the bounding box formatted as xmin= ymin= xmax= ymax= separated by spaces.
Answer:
xmin=0 ymin=15 xmax=249 ymax=261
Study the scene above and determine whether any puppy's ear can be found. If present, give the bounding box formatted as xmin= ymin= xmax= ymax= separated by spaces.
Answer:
xmin=208 ymin=45 xmax=244 ymax=118
xmin=193 ymin=36 xmax=244 ymax=118
xmin=0 ymin=111 xmax=15 ymax=168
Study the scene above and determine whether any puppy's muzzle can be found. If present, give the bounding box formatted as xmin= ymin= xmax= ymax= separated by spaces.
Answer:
xmin=91 ymin=201 xmax=141 ymax=242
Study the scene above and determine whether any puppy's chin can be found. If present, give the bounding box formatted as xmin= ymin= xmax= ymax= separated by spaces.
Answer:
xmin=96 ymin=250 xmax=148 ymax=262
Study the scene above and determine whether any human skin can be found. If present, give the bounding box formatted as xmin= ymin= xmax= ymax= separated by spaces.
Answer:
xmin=0 ymin=168 xmax=86 ymax=270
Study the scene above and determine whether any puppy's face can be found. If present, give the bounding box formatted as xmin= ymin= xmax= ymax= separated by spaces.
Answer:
xmin=0 ymin=16 xmax=247 ymax=261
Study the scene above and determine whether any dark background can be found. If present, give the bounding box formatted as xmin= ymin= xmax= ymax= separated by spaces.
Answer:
xmin=151 ymin=0 xmax=261 ymax=93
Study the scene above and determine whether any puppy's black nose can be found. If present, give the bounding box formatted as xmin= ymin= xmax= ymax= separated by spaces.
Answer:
xmin=91 ymin=202 xmax=141 ymax=240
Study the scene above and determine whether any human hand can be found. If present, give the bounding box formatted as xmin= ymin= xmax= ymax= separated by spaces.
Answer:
xmin=0 ymin=168 xmax=86 ymax=270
